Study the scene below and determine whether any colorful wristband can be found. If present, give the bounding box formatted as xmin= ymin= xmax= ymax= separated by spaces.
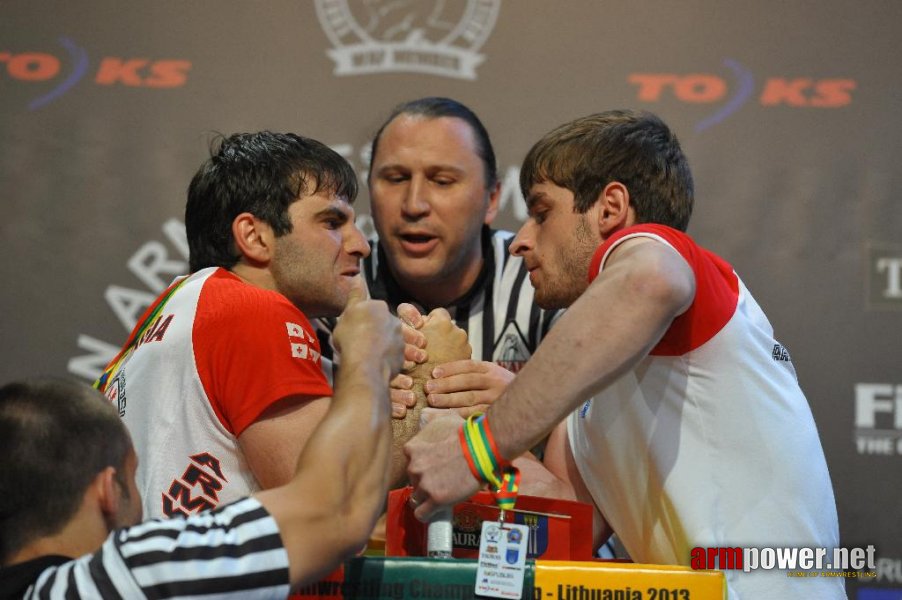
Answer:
xmin=459 ymin=424 xmax=483 ymax=484
xmin=459 ymin=413 xmax=520 ymax=512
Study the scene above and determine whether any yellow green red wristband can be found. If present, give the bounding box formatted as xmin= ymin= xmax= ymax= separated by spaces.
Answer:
xmin=459 ymin=413 xmax=520 ymax=512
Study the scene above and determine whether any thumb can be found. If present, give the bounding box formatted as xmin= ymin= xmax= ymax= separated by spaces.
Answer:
xmin=344 ymin=275 xmax=367 ymax=308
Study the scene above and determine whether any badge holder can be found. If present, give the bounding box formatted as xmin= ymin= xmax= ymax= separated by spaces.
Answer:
xmin=475 ymin=508 xmax=530 ymax=599
xmin=459 ymin=413 xmax=527 ymax=598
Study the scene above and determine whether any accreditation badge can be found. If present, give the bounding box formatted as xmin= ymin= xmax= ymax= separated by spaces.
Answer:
xmin=475 ymin=520 xmax=529 ymax=599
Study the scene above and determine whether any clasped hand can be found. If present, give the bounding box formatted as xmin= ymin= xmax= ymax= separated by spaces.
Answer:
xmin=390 ymin=304 xmax=514 ymax=418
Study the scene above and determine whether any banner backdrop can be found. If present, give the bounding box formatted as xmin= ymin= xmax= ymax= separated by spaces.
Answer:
xmin=2 ymin=2 xmax=900 ymax=596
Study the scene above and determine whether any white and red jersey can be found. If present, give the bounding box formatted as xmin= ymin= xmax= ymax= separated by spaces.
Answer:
xmin=568 ymin=225 xmax=843 ymax=599
xmin=98 ymin=267 xmax=332 ymax=519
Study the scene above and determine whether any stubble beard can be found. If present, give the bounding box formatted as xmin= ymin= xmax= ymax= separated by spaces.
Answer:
xmin=272 ymin=236 xmax=346 ymax=319
xmin=534 ymin=216 xmax=598 ymax=309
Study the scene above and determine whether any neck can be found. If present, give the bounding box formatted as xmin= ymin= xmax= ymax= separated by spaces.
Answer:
xmin=5 ymin=501 xmax=108 ymax=567
xmin=394 ymin=247 xmax=485 ymax=310
xmin=230 ymin=262 xmax=276 ymax=291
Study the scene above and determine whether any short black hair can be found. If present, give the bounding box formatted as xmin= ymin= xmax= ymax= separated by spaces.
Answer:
xmin=369 ymin=97 xmax=498 ymax=188
xmin=0 ymin=377 xmax=131 ymax=563
xmin=186 ymin=131 xmax=359 ymax=273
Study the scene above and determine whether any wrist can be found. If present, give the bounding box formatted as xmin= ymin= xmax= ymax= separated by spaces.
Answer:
xmin=458 ymin=414 xmax=510 ymax=487
xmin=458 ymin=413 xmax=521 ymax=512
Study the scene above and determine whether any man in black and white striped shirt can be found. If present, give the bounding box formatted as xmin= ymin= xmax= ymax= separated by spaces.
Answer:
xmin=319 ymin=97 xmax=560 ymax=420
xmin=0 ymin=285 xmax=404 ymax=598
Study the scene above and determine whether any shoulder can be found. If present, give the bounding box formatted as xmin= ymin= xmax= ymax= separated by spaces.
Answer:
xmin=27 ymin=498 xmax=289 ymax=597
xmin=193 ymin=269 xmax=318 ymax=355
xmin=197 ymin=269 xmax=309 ymax=322
xmin=591 ymin=224 xmax=712 ymax=279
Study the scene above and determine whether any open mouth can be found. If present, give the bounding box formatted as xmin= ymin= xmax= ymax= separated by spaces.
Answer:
xmin=398 ymin=233 xmax=438 ymax=255
xmin=400 ymin=233 xmax=435 ymax=243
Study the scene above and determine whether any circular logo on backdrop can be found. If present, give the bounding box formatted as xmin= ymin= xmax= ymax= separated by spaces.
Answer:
xmin=314 ymin=0 xmax=501 ymax=79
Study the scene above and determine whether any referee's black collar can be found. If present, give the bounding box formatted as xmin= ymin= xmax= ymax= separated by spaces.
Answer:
xmin=0 ymin=555 xmax=70 ymax=599
xmin=372 ymin=225 xmax=495 ymax=313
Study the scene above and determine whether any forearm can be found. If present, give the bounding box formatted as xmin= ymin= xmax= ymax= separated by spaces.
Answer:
xmin=487 ymin=244 xmax=693 ymax=461
xmin=258 ymin=361 xmax=392 ymax=587
xmin=301 ymin=361 xmax=392 ymax=532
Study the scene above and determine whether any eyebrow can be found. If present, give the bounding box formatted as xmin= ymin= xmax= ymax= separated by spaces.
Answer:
xmin=375 ymin=163 xmax=466 ymax=175
xmin=315 ymin=205 xmax=353 ymax=223
xmin=525 ymin=191 xmax=547 ymax=210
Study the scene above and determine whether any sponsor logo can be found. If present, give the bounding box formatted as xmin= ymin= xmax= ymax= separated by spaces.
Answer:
xmin=2 ymin=38 xmax=191 ymax=110
xmin=314 ymin=0 xmax=500 ymax=80
xmin=771 ymin=342 xmax=791 ymax=362
xmin=692 ymin=545 xmax=877 ymax=576
xmin=868 ymin=243 xmax=902 ymax=310
xmin=162 ymin=452 xmax=227 ymax=517
xmin=855 ymin=383 xmax=902 ymax=456
xmin=483 ymin=524 xmax=501 ymax=543
xmin=452 ymin=506 xmax=482 ymax=548
xmin=628 ymin=59 xmax=856 ymax=132
xmin=454 ymin=506 xmax=480 ymax=531
xmin=105 ymin=370 xmax=127 ymax=417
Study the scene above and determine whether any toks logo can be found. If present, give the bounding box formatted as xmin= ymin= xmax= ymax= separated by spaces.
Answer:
xmin=629 ymin=58 xmax=856 ymax=132
xmin=2 ymin=37 xmax=191 ymax=110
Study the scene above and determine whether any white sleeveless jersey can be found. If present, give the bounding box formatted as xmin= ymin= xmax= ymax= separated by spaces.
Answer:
xmin=568 ymin=225 xmax=844 ymax=599
xmin=98 ymin=267 xmax=331 ymax=519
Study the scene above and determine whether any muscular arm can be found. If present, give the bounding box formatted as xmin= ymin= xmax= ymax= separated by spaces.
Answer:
xmin=488 ymin=238 xmax=695 ymax=464
xmin=541 ymin=421 xmax=613 ymax=549
xmin=255 ymin=285 xmax=404 ymax=588
xmin=406 ymin=238 xmax=695 ymax=519
xmin=238 ymin=394 xmax=331 ymax=489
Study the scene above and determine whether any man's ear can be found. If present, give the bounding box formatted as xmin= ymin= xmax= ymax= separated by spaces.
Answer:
xmin=95 ymin=466 xmax=120 ymax=520
xmin=597 ymin=181 xmax=632 ymax=235
xmin=483 ymin=181 xmax=501 ymax=226
xmin=232 ymin=212 xmax=274 ymax=265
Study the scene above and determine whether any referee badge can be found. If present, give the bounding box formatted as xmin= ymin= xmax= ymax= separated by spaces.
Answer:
xmin=494 ymin=320 xmax=529 ymax=373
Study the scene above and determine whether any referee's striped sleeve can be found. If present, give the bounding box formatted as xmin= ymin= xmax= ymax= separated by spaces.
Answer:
xmin=26 ymin=497 xmax=290 ymax=599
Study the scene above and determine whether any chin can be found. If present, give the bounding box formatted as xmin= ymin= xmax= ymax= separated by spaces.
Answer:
xmin=395 ymin=264 xmax=444 ymax=284
xmin=304 ymin=298 xmax=346 ymax=319
xmin=535 ymin=289 xmax=576 ymax=310
xmin=535 ymin=295 xmax=563 ymax=310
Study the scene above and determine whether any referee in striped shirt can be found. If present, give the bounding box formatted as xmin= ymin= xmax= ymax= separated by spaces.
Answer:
xmin=0 ymin=285 xmax=404 ymax=598
xmin=318 ymin=97 xmax=560 ymax=424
